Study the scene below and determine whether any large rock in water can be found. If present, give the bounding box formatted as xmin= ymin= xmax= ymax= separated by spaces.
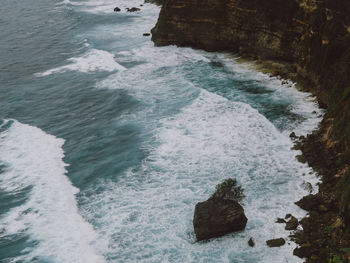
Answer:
xmin=193 ymin=196 xmax=247 ymax=241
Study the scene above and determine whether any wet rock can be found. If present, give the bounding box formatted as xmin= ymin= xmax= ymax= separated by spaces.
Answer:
xmin=295 ymin=194 xmax=320 ymax=211
xmin=285 ymin=216 xmax=298 ymax=230
xmin=193 ymin=179 xmax=247 ymax=241
xmin=276 ymin=217 xmax=286 ymax=223
xmin=143 ymin=33 xmax=151 ymax=36
xmin=113 ymin=7 xmax=121 ymax=12
xmin=285 ymin=213 xmax=292 ymax=219
xmin=126 ymin=7 xmax=141 ymax=12
xmin=193 ymin=197 xmax=247 ymax=241
xmin=266 ymin=238 xmax=285 ymax=247
xmin=289 ymin=132 xmax=297 ymax=139
xmin=248 ymin=237 xmax=255 ymax=247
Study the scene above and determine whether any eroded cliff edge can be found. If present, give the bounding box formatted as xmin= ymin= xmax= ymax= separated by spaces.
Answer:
xmin=152 ymin=0 xmax=350 ymax=262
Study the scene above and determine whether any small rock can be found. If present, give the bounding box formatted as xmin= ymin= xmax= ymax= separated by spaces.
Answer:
xmin=126 ymin=7 xmax=141 ymax=12
xmin=285 ymin=213 xmax=292 ymax=219
xmin=289 ymin=132 xmax=297 ymax=139
xmin=276 ymin=218 xmax=286 ymax=223
xmin=143 ymin=33 xmax=151 ymax=36
xmin=266 ymin=238 xmax=285 ymax=247
xmin=285 ymin=216 xmax=298 ymax=230
xmin=113 ymin=7 xmax=121 ymax=12
xmin=248 ymin=237 xmax=255 ymax=247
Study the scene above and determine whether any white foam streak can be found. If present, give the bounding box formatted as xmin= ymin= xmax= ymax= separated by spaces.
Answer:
xmin=36 ymin=49 xmax=125 ymax=77
xmin=0 ymin=120 xmax=105 ymax=263
xmin=211 ymin=54 xmax=324 ymax=135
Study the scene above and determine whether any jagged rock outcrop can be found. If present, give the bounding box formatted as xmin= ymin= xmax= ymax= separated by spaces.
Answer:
xmin=193 ymin=179 xmax=247 ymax=241
xmin=193 ymin=197 xmax=247 ymax=241
xmin=152 ymin=0 xmax=304 ymax=61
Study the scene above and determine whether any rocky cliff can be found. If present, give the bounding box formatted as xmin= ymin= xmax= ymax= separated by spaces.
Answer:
xmin=152 ymin=0 xmax=350 ymax=262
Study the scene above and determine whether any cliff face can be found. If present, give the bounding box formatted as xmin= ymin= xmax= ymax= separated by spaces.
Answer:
xmin=152 ymin=0 xmax=350 ymax=107
xmin=152 ymin=0 xmax=301 ymax=59
xmin=152 ymin=0 xmax=350 ymax=262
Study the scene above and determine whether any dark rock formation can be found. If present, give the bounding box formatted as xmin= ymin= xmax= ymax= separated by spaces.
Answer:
xmin=289 ymin=132 xmax=297 ymax=139
xmin=294 ymin=245 xmax=312 ymax=258
xmin=143 ymin=33 xmax=151 ymax=36
xmin=193 ymin=179 xmax=247 ymax=241
xmin=126 ymin=7 xmax=141 ymax=12
xmin=295 ymin=194 xmax=321 ymax=211
xmin=114 ymin=7 xmax=121 ymax=12
xmin=193 ymin=197 xmax=247 ymax=241
xmin=276 ymin=217 xmax=286 ymax=223
xmin=266 ymin=238 xmax=285 ymax=247
xmin=285 ymin=216 xmax=299 ymax=230
xmin=248 ymin=237 xmax=255 ymax=247
xmin=285 ymin=213 xmax=292 ymax=219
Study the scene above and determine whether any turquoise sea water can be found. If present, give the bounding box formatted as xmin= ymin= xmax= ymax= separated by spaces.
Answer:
xmin=0 ymin=0 xmax=324 ymax=262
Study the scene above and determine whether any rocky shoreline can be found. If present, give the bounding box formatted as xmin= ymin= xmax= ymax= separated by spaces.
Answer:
xmin=150 ymin=0 xmax=350 ymax=262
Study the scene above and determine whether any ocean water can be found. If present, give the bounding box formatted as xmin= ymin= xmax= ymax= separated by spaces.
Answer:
xmin=0 ymin=0 xmax=323 ymax=262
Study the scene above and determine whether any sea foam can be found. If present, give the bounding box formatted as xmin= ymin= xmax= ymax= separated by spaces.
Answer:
xmin=35 ymin=48 xmax=125 ymax=77
xmin=79 ymin=89 xmax=317 ymax=263
xmin=0 ymin=120 xmax=104 ymax=263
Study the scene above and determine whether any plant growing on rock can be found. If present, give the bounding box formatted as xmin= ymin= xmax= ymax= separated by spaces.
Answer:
xmin=211 ymin=178 xmax=245 ymax=204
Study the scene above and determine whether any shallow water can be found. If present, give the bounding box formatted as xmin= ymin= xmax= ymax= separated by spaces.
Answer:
xmin=0 ymin=0 xmax=323 ymax=262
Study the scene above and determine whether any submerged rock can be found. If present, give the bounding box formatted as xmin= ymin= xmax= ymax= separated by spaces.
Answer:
xmin=248 ymin=237 xmax=255 ymax=247
xmin=126 ymin=7 xmax=141 ymax=12
xmin=143 ymin=33 xmax=151 ymax=36
xmin=193 ymin=179 xmax=247 ymax=241
xmin=266 ymin=238 xmax=285 ymax=247
xmin=113 ymin=7 xmax=121 ymax=12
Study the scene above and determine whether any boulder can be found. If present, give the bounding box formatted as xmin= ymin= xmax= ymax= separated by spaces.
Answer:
xmin=248 ymin=237 xmax=255 ymax=247
xmin=285 ymin=216 xmax=299 ymax=230
xmin=114 ymin=7 xmax=121 ymax=12
xmin=193 ymin=197 xmax=247 ymax=241
xmin=193 ymin=179 xmax=247 ymax=241
xmin=266 ymin=238 xmax=285 ymax=247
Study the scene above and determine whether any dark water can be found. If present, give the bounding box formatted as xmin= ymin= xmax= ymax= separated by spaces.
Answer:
xmin=0 ymin=0 xmax=323 ymax=262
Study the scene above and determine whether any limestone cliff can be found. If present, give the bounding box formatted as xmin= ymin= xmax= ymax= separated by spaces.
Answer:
xmin=152 ymin=0 xmax=350 ymax=262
